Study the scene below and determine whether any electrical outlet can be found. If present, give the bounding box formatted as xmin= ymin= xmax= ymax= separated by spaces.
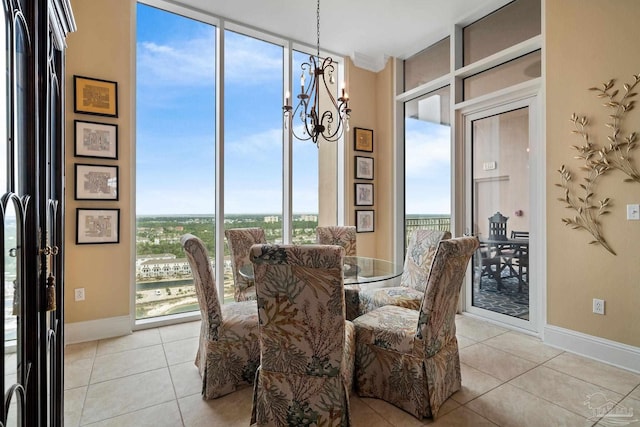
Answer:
xmin=74 ymin=288 xmax=85 ymax=302
xmin=593 ymin=298 xmax=605 ymax=315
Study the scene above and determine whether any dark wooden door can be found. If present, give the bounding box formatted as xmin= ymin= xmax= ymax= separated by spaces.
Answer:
xmin=2 ymin=1 xmax=74 ymax=426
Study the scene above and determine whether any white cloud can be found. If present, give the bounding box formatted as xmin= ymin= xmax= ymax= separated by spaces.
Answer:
xmin=226 ymin=127 xmax=283 ymax=157
xmin=404 ymin=123 xmax=450 ymax=178
xmin=224 ymin=35 xmax=283 ymax=85
xmin=137 ymin=30 xmax=215 ymax=87
xmin=137 ymin=30 xmax=283 ymax=88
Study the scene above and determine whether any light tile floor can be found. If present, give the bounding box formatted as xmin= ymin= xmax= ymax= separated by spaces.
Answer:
xmin=64 ymin=315 xmax=640 ymax=426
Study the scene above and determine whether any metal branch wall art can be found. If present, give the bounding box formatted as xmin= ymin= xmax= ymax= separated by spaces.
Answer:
xmin=557 ymin=74 xmax=640 ymax=256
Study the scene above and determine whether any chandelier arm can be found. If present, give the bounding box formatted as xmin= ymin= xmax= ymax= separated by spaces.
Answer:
xmin=283 ymin=0 xmax=351 ymax=146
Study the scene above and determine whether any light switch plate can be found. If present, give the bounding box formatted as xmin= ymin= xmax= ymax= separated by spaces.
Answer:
xmin=627 ymin=204 xmax=640 ymax=220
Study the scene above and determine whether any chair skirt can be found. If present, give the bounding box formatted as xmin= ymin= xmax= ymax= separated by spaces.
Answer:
xmin=353 ymin=306 xmax=462 ymax=419
xmin=196 ymin=301 xmax=260 ymax=399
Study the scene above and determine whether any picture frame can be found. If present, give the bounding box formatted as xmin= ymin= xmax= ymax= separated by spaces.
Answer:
xmin=355 ymin=156 xmax=374 ymax=180
xmin=356 ymin=210 xmax=375 ymax=233
xmin=354 ymin=127 xmax=373 ymax=152
xmin=74 ymin=120 xmax=118 ymax=159
xmin=76 ymin=208 xmax=120 ymax=244
xmin=74 ymin=75 xmax=118 ymax=117
xmin=355 ymin=183 xmax=374 ymax=206
xmin=75 ymin=163 xmax=118 ymax=200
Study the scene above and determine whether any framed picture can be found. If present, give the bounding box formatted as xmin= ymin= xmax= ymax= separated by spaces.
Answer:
xmin=76 ymin=208 xmax=120 ymax=244
xmin=354 ymin=127 xmax=373 ymax=152
xmin=74 ymin=120 xmax=118 ymax=159
xmin=356 ymin=210 xmax=375 ymax=233
xmin=355 ymin=156 xmax=374 ymax=180
xmin=355 ymin=183 xmax=374 ymax=206
xmin=75 ymin=163 xmax=118 ymax=200
xmin=74 ymin=75 xmax=118 ymax=117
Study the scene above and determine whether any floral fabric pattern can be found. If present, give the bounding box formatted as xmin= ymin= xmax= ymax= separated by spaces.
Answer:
xmin=180 ymin=234 xmax=260 ymax=400
xmin=225 ymin=227 xmax=267 ymax=302
xmin=316 ymin=226 xmax=357 ymax=256
xmin=250 ymin=244 xmax=355 ymax=427
xmin=358 ymin=230 xmax=450 ymax=316
xmin=315 ymin=226 xmax=360 ymax=320
xmin=353 ymin=236 xmax=479 ymax=419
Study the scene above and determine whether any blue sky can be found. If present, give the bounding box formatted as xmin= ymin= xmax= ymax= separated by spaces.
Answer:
xmin=136 ymin=4 xmax=449 ymax=216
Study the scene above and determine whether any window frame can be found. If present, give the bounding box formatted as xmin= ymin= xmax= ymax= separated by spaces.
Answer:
xmin=134 ymin=0 xmax=346 ymax=328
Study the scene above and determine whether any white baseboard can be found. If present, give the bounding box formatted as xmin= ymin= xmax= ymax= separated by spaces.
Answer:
xmin=65 ymin=315 xmax=132 ymax=345
xmin=544 ymin=325 xmax=640 ymax=374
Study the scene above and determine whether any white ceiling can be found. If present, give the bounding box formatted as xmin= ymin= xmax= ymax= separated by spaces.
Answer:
xmin=171 ymin=0 xmax=512 ymax=71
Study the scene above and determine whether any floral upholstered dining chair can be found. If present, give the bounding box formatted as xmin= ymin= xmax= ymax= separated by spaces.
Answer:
xmin=358 ymin=229 xmax=451 ymax=316
xmin=353 ymin=236 xmax=479 ymax=419
xmin=249 ymin=244 xmax=355 ymax=427
xmin=180 ymin=234 xmax=260 ymax=399
xmin=316 ymin=225 xmax=360 ymax=321
xmin=224 ymin=227 xmax=266 ymax=301
xmin=316 ymin=225 xmax=357 ymax=256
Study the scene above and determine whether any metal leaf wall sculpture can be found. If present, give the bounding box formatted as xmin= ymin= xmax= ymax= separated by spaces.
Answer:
xmin=557 ymin=74 xmax=640 ymax=256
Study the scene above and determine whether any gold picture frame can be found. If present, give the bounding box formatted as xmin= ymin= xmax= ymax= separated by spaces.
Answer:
xmin=354 ymin=127 xmax=373 ymax=152
xmin=74 ymin=75 xmax=118 ymax=117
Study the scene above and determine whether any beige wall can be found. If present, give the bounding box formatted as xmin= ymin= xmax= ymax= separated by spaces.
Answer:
xmin=345 ymin=57 xmax=394 ymax=261
xmin=65 ymin=0 xmax=133 ymax=324
xmin=546 ymin=0 xmax=640 ymax=346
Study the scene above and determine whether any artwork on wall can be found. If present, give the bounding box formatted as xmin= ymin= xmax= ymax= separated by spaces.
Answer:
xmin=356 ymin=210 xmax=374 ymax=233
xmin=355 ymin=156 xmax=374 ymax=180
xmin=355 ymin=183 xmax=374 ymax=206
xmin=75 ymin=163 xmax=118 ymax=200
xmin=76 ymin=208 xmax=120 ymax=244
xmin=74 ymin=120 xmax=118 ymax=159
xmin=354 ymin=127 xmax=373 ymax=152
xmin=74 ymin=75 xmax=118 ymax=117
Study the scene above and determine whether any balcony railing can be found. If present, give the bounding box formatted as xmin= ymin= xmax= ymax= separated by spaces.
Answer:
xmin=405 ymin=216 xmax=451 ymax=247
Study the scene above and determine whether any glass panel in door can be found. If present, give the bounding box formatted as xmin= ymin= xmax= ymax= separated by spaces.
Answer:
xmin=471 ymin=107 xmax=530 ymax=321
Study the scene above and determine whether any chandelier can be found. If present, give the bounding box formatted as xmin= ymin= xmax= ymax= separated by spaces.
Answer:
xmin=283 ymin=0 xmax=351 ymax=146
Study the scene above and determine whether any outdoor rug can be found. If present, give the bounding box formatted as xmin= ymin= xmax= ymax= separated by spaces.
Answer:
xmin=473 ymin=273 xmax=529 ymax=318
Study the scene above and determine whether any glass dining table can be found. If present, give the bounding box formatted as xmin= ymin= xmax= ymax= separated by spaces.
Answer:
xmin=239 ymin=255 xmax=403 ymax=287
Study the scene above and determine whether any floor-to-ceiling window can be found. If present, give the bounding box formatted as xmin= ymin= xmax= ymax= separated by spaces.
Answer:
xmin=222 ymin=30 xmax=283 ymax=301
xmin=135 ymin=2 xmax=342 ymax=320
xmin=136 ymin=3 xmax=216 ymax=319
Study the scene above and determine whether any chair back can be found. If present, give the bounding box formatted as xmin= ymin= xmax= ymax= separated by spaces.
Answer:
xmin=250 ymin=243 xmax=346 ymax=375
xmin=401 ymin=229 xmax=451 ymax=291
xmin=225 ymin=227 xmax=266 ymax=301
xmin=416 ymin=236 xmax=479 ymax=357
xmin=316 ymin=225 xmax=357 ymax=256
xmin=488 ymin=212 xmax=509 ymax=240
xmin=180 ymin=234 xmax=222 ymax=340
xmin=511 ymin=230 xmax=529 ymax=239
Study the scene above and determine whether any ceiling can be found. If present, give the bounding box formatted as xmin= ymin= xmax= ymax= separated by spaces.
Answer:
xmin=172 ymin=0 xmax=512 ymax=71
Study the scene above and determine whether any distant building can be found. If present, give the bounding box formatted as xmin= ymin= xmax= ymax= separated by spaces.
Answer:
xmin=298 ymin=215 xmax=317 ymax=222
xmin=264 ymin=215 xmax=279 ymax=223
xmin=136 ymin=257 xmax=192 ymax=279
xmin=136 ymin=254 xmax=232 ymax=280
